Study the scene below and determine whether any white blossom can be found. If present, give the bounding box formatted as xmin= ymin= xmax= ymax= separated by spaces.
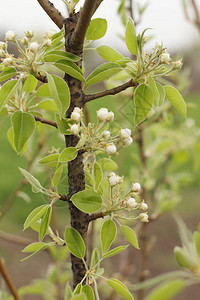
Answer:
xmin=139 ymin=212 xmax=149 ymax=222
xmin=29 ymin=42 xmax=39 ymax=52
xmin=119 ymin=128 xmax=131 ymax=139
xmin=123 ymin=136 xmax=133 ymax=146
xmin=102 ymin=130 xmax=110 ymax=139
xmin=5 ymin=30 xmax=16 ymax=41
xmin=131 ymin=182 xmax=141 ymax=193
xmin=140 ymin=202 xmax=148 ymax=211
xmin=74 ymin=107 xmax=82 ymax=114
xmin=46 ymin=39 xmax=52 ymax=47
xmin=106 ymin=144 xmax=116 ymax=155
xmin=97 ymin=108 xmax=109 ymax=121
xmin=0 ymin=50 xmax=5 ymax=57
xmin=107 ymin=111 xmax=114 ymax=121
xmin=3 ymin=57 xmax=13 ymax=67
xmin=71 ymin=111 xmax=81 ymax=122
xmin=126 ymin=197 xmax=138 ymax=209
xmin=70 ymin=124 xmax=80 ymax=134
xmin=108 ymin=172 xmax=122 ymax=186
xmin=160 ymin=51 xmax=171 ymax=64
xmin=173 ymin=59 xmax=183 ymax=69
xmin=0 ymin=42 xmax=6 ymax=50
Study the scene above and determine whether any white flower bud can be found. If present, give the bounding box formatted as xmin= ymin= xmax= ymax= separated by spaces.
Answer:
xmin=46 ymin=39 xmax=52 ymax=47
xmin=71 ymin=111 xmax=81 ymax=122
xmin=74 ymin=107 xmax=82 ymax=114
xmin=173 ymin=59 xmax=183 ymax=69
xmin=21 ymin=37 xmax=29 ymax=46
xmin=140 ymin=202 xmax=148 ymax=211
xmin=5 ymin=30 xmax=16 ymax=41
xmin=106 ymin=144 xmax=116 ymax=155
xmin=0 ymin=42 xmax=6 ymax=50
xmin=0 ymin=50 xmax=5 ymax=57
xmin=29 ymin=42 xmax=39 ymax=52
xmin=123 ymin=136 xmax=133 ymax=146
xmin=25 ymin=30 xmax=34 ymax=38
xmin=119 ymin=128 xmax=131 ymax=139
xmin=97 ymin=108 xmax=109 ymax=121
xmin=139 ymin=212 xmax=149 ymax=222
xmin=107 ymin=111 xmax=114 ymax=121
xmin=108 ymin=172 xmax=116 ymax=177
xmin=160 ymin=51 xmax=171 ymax=64
xmin=126 ymin=197 xmax=138 ymax=209
xmin=102 ymin=130 xmax=110 ymax=139
xmin=70 ymin=124 xmax=80 ymax=134
xmin=131 ymin=182 xmax=141 ymax=193
xmin=3 ymin=57 xmax=13 ymax=67
xmin=108 ymin=175 xmax=118 ymax=186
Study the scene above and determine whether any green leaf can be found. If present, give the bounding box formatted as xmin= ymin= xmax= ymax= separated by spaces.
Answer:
xmin=70 ymin=294 xmax=87 ymax=300
xmin=86 ymin=18 xmax=107 ymax=40
xmin=48 ymin=74 xmax=70 ymax=118
xmin=101 ymin=219 xmax=116 ymax=253
xmin=93 ymin=162 xmax=103 ymax=191
xmin=64 ymin=282 xmax=73 ymax=300
xmin=0 ymin=67 xmax=17 ymax=82
xmin=103 ymin=245 xmax=129 ymax=259
xmin=148 ymin=77 xmax=159 ymax=106
xmin=71 ymin=190 xmax=102 ymax=213
xmin=97 ymin=158 xmax=118 ymax=170
xmin=21 ymin=242 xmax=55 ymax=261
xmin=155 ymin=82 xmax=165 ymax=106
xmin=55 ymin=114 xmax=71 ymax=134
xmin=11 ymin=111 xmax=35 ymax=153
xmin=134 ymin=84 xmax=153 ymax=126
xmin=36 ymin=83 xmax=51 ymax=97
xmin=125 ymin=17 xmax=138 ymax=55
xmin=64 ymin=227 xmax=85 ymax=259
xmin=121 ymin=225 xmax=139 ymax=249
xmin=23 ymin=74 xmax=38 ymax=93
xmin=174 ymin=247 xmax=193 ymax=270
xmin=37 ymin=99 xmax=58 ymax=112
xmin=0 ymin=79 xmax=18 ymax=111
xmin=19 ymin=168 xmax=44 ymax=194
xmin=39 ymin=206 xmax=52 ymax=241
xmin=96 ymin=45 xmax=124 ymax=62
xmin=90 ymin=248 xmax=100 ymax=269
xmin=144 ymin=279 xmax=186 ymax=300
xmin=23 ymin=205 xmax=49 ymax=230
xmin=74 ymin=283 xmax=82 ymax=295
xmin=82 ymin=285 xmax=94 ymax=300
xmin=22 ymin=242 xmax=46 ymax=252
xmin=164 ymin=86 xmax=187 ymax=118
xmin=59 ymin=147 xmax=78 ymax=163
xmin=107 ymin=278 xmax=134 ymax=300
xmin=44 ymin=50 xmax=80 ymax=62
xmin=85 ymin=62 xmax=121 ymax=89
xmin=38 ymin=153 xmax=59 ymax=167
xmin=51 ymin=164 xmax=63 ymax=187
xmin=194 ymin=231 xmax=200 ymax=256
xmin=54 ymin=60 xmax=85 ymax=82
xmin=7 ymin=127 xmax=28 ymax=155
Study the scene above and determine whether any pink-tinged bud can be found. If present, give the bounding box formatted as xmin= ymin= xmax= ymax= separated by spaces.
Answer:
xmin=173 ymin=59 xmax=183 ymax=69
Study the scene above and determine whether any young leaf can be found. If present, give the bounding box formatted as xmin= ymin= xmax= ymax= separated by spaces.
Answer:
xmin=86 ymin=18 xmax=107 ymax=40
xmin=193 ymin=231 xmax=200 ymax=256
xmin=21 ymin=242 xmax=55 ymax=261
xmin=85 ymin=62 xmax=121 ymax=89
xmin=155 ymin=82 xmax=165 ymax=106
xmin=38 ymin=153 xmax=59 ymax=167
xmin=107 ymin=278 xmax=134 ymax=300
xmin=44 ymin=50 xmax=80 ymax=62
xmin=0 ymin=67 xmax=17 ymax=82
xmin=96 ymin=45 xmax=124 ymax=62
xmin=93 ymin=162 xmax=103 ymax=191
xmin=59 ymin=147 xmax=78 ymax=163
xmin=174 ymin=247 xmax=193 ymax=270
xmin=101 ymin=219 xmax=117 ymax=253
xmin=51 ymin=164 xmax=63 ymax=187
xmin=23 ymin=204 xmax=49 ymax=230
xmin=11 ymin=111 xmax=35 ymax=153
xmin=121 ymin=225 xmax=139 ymax=249
xmin=36 ymin=83 xmax=51 ymax=97
xmin=134 ymin=84 xmax=153 ymax=126
xmin=144 ymin=279 xmax=186 ymax=300
xmin=125 ymin=17 xmax=138 ymax=55
xmin=148 ymin=77 xmax=159 ymax=106
xmin=7 ymin=127 xmax=28 ymax=155
xmin=23 ymin=74 xmax=38 ymax=93
xmin=90 ymin=248 xmax=100 ymax=269
xmin=97 ymin=158 xmax=118 ymax=170
xmin=64 ymin=282 xmax=73 ymax=300
xmin=48 ymin=74 xmax=70 ymax=118
xmin=103 ymin=245 xmax=129 ymax=259
xmin=39 ymin=206 xmax=52 ymax=241
xmin=54 ymin=59 xmax=85 ymax=82
xmin=70 ymin=294 xmax=87 ymax=300
xmin=19 ymin=168 xmax=44 ymax=194
xmin=71 ymin=190 xmax=102 ymax=213
xmin=82 ymin=285 xmax=95 ymax=300
xmin=55 ymin=114 xmax=71 ymax=134
xmin=37 ymin=99 xmax=58 ymax=112
xmin=74 ymin=283 xmax=82 ymax=295
xmin=164 ymin=86 xmax=187 ymax=118
xmin=64 ymin=227 xmax=85 ymax=259
xmin=22 ymin=242 xmax=46 ymax=253
xmin=0 ymin=79 xmax=18 ymax=111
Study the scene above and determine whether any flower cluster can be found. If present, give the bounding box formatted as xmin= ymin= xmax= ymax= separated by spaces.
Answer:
xmin=69 ymin=107 xmax=133 ymax=155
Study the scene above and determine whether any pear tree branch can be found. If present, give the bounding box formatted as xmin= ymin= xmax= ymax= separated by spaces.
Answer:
xmin=34 ymin=115 xmax=58 ymax=128
xmin=37 ymin=0 xmax=65 ymax=29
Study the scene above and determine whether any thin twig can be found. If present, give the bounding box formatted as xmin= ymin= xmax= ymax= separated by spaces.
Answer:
xmin=0 ymin=256 xmax=21 ymax=300
xmin=37 ymin=0 xmax=65 ymax=29
xmin=0 ymin=231 xmax=34 ymax=247
xmin=87 ymin=211 xmax=105 ymax=222
xmin=34 ymin=115 xmax=58 ymax=128
xmin=92 ymin=0 xmax=104 ymax=16
xmin=70 ymin=0 xmax=99 ymax=51
xmin=84 ymin=79 xmax=137 ymax=103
